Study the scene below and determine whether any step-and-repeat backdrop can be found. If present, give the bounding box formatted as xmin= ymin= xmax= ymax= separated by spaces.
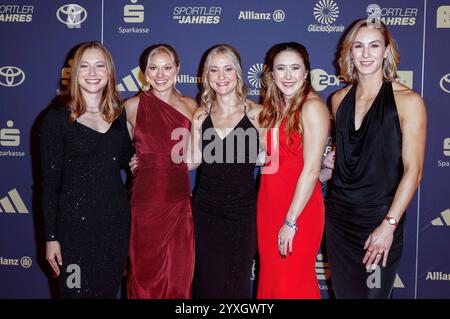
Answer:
xmin=1 ymin=0 xmax=449 ymax=298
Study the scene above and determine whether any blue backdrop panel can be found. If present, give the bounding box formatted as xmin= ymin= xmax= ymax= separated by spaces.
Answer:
xmin=0 ymin=0 xmax=448 ymax=299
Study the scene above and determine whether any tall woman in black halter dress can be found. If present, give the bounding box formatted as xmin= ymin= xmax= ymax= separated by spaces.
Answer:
xmin=326 ymin=19 xmax=426 ymax=298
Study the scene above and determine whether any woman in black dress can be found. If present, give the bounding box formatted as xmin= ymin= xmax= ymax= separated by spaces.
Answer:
xmin=189 ymin=44 xmax=262 ymax=298
xmin=40 ymin=42 xmax=133 ymax=298
xmin=326 ymin=19 xmax=426 ymax=298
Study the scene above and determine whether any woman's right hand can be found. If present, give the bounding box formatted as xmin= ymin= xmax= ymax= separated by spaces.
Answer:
xmin=46 ymin=241 xmax=62 ymax=277
xmin=129 ymin=154 xmax=138 ymax=173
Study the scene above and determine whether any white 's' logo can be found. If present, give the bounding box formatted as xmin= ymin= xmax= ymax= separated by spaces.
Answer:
xmin=124 ymin=0 xmax=144 ymax=23
xmin=0 ymin=66 xmax=25 ymax=87
xmin=314 ymin=0 xmax=339 ymax=25
xmin=56 ymin=4 xmax=87 ymax=28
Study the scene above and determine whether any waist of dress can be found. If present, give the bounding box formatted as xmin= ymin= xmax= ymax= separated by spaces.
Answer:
xmin=137 ymin=152 xmax=188 ymax=169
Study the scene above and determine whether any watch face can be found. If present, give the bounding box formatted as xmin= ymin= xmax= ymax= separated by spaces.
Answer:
xmin=388 ymin=218 xmax=396 ymax=225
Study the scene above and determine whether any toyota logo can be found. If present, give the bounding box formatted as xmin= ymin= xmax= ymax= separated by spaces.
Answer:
xmin=56 ymin=4 xmax=87 ymax=26
xmin=440 ymin=73 xmax=450 ymax=93
xmin=0 ymin=66 xmax=26 ymax=87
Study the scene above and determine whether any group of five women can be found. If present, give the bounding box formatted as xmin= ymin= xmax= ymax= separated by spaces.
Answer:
xmin=40 ymin=18 xmax=426 ymax=299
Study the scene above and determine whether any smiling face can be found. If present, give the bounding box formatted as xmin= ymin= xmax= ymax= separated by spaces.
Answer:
xmin=207 ymin=52 xmax=238 ymax=96
xmin=351 ymin=26 xmax=388 ymax=78
xmin=272 ymin=50 xmax=308 ymax=100
xmin=146 ymin=51 xmax=179 ymax=94
xmin=77 ymin=48 xmax=109 ymax=97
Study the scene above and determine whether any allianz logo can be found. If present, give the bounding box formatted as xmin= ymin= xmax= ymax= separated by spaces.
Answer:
xmin=426 ymin=271 xmax=450 ymax=281
xmin=0 ymin=188 xmax=29 ymax=214
xmin=0 ymin=66 xmax=25 ymax=87
xmin=431 ymin=208 xmax=450 ymax=226
xmin=238 ymin=9 xmax=285 ymax=22
xmin=440 ymin=73 xmax=450 ymax=93
xmin=0 ymin=256 xmax=32 ymax=268
xmin=56 ymin=4 xmax=87 ymax=29
xmin=117 ymin=67 xmax=200 ymax=92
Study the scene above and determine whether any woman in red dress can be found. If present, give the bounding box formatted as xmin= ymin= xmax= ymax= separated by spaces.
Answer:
xmin=257 ymin=42 xmax=329 ymax=298
xmin=124 ymin=44 xmax=197 ymax=298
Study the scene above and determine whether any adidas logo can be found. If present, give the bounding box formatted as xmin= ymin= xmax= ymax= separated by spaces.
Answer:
xmin=431 ymin=208 xmax=450 ymax=226
xmin=315 ymin=252 xmax=331 ymax=280
xmin=394 ymin=274 xmax=405 ymax=288
xmin=0 ymin=188 xmax=29 ymax=213
xmin=117 ymin=66 xmax=145 ymax=92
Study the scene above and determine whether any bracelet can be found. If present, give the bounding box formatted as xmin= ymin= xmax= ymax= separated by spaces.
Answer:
xmin=284 ymin=219 xmax=298 ymax=232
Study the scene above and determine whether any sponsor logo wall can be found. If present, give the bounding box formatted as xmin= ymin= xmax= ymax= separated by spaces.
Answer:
xmin=0 ymin=0 xmax=448 ymax=298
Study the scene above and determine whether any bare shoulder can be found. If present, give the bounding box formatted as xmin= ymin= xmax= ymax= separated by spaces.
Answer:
xmin=246 ymin=99 xmax=263 ymax=116
xmin=179 ymin=95 xmax=198 ymax=114
xmin=392 ymin=81 xmax=426 ymax=115
xmin=192 ymin=105 xmax=209 ymax=126
xmin=331 ymin=85 xmax=352 ymax=107
xmin=124 ymin=95 xmax=140 ymax=109
xmin=123 ymin=95 xmax=140 ymax=124
xmin=303 ymin=91 xmax=327 ymax=111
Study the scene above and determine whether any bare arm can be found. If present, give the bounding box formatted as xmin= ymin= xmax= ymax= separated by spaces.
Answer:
xmin=187 ymin=106 xmax=207 ymax=171
xmin=123 ymin=95 xmax=139 ymax=140
xmin=363 ymin=90 xmax=427 ymax=269
xmin=278 ymin=97 xmax=329 ymax=256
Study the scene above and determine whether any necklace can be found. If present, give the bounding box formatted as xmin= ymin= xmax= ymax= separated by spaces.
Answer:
xmin=85 ymin=107 xmax=101 ymax=114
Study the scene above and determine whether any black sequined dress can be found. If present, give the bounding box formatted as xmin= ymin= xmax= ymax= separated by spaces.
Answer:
xmin=40 ymin=105 xmax=133 ymax=298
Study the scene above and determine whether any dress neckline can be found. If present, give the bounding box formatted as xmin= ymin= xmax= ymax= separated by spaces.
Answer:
xmin=351 ymin=81 xmax=386 ymax=132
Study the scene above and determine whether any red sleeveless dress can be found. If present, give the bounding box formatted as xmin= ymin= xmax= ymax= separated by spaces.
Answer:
xmin=127 ymin=91 xmax=194 ymax=298
xmin=257 ymin=120 xmax=324 ymax=299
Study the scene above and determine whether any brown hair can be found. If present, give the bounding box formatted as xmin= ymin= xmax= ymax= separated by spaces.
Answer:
xmin=339 ymin=18 xmax=400 ymax=83
xmin=200 ymin=44 xmax=247 ymax=109
xmin=259 ymin=42 xmax=312 ymax=142
xmin=68 ymin=41 xmax=121 ymax=123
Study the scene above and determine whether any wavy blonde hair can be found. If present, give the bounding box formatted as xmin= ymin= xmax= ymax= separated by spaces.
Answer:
xmin=339 ymin=19 xmax=400 ymax=83
xmin=200 ymin=44 xmax=247 ymax=109
xmin=68 ymin=41 xmax=121 ymax=123
xmin=259 ymin=42 xmax=312 ymax=143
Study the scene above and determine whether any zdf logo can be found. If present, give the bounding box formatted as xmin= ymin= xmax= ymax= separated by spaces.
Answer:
xmin=124 ymin=0 xmax=144 ymax=23
xmin=0 ymin=66 xmax=25 ymax=87
xmin=310 ymin=68 xmax=344 ymax=92
xmin=56 ymin=4 xmax=87 ymax=29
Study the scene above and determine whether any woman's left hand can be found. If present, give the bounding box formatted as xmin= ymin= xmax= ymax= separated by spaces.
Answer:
xmin=362 ymin=222 xmax=395 ymax=270
xmin=278 ymin=224 xmax=296 ymax=257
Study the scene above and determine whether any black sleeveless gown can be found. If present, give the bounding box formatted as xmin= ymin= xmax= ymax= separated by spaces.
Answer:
xmin=326 ymin=81 xmax=405 ymax=299
xmin=193 ymin=105 xmax=258 ymax=298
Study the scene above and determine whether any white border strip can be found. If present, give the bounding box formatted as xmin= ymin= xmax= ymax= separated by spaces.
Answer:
xmin=101 ymin=0 xmax=104 ymax=43
xmin=415 ymin=0 xmax=427 ymax=300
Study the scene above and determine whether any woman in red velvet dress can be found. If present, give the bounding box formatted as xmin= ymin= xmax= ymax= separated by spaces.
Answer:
xmin=124 ymin=44 xmax=197 ymax=298
xmin=257 ymin=42 xmax=329 ymax=298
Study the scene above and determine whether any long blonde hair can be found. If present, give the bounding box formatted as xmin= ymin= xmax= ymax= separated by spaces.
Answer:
xmin=200 ymin=44 xmax=247 ymax=109
xmin=339 ymin=18 xmax=400 ymax=83
xmin=259 ymin=42 xmax=312 ymax=142
xmin=67 ymin=41 xmax=121 ymax=123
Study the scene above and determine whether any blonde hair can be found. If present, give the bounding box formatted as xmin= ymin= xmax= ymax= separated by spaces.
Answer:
xmin=139 ymin=43 xmax=180 ymax=92
xmin=259 ymin=42 xmax=312 ymax=143
xmin=200 ymin=44 xmax=247 ymax=109
xmin=339 ymin=19 xmax=400 ymax=83
xmin=68 ymin=41 xmax=121 ymax=123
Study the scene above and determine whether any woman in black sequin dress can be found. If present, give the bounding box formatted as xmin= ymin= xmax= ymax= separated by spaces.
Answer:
xmin=189 ymin=45 xmax=262 ymax=298
xmin=40 ymin=42 xmax=133 ymax=298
